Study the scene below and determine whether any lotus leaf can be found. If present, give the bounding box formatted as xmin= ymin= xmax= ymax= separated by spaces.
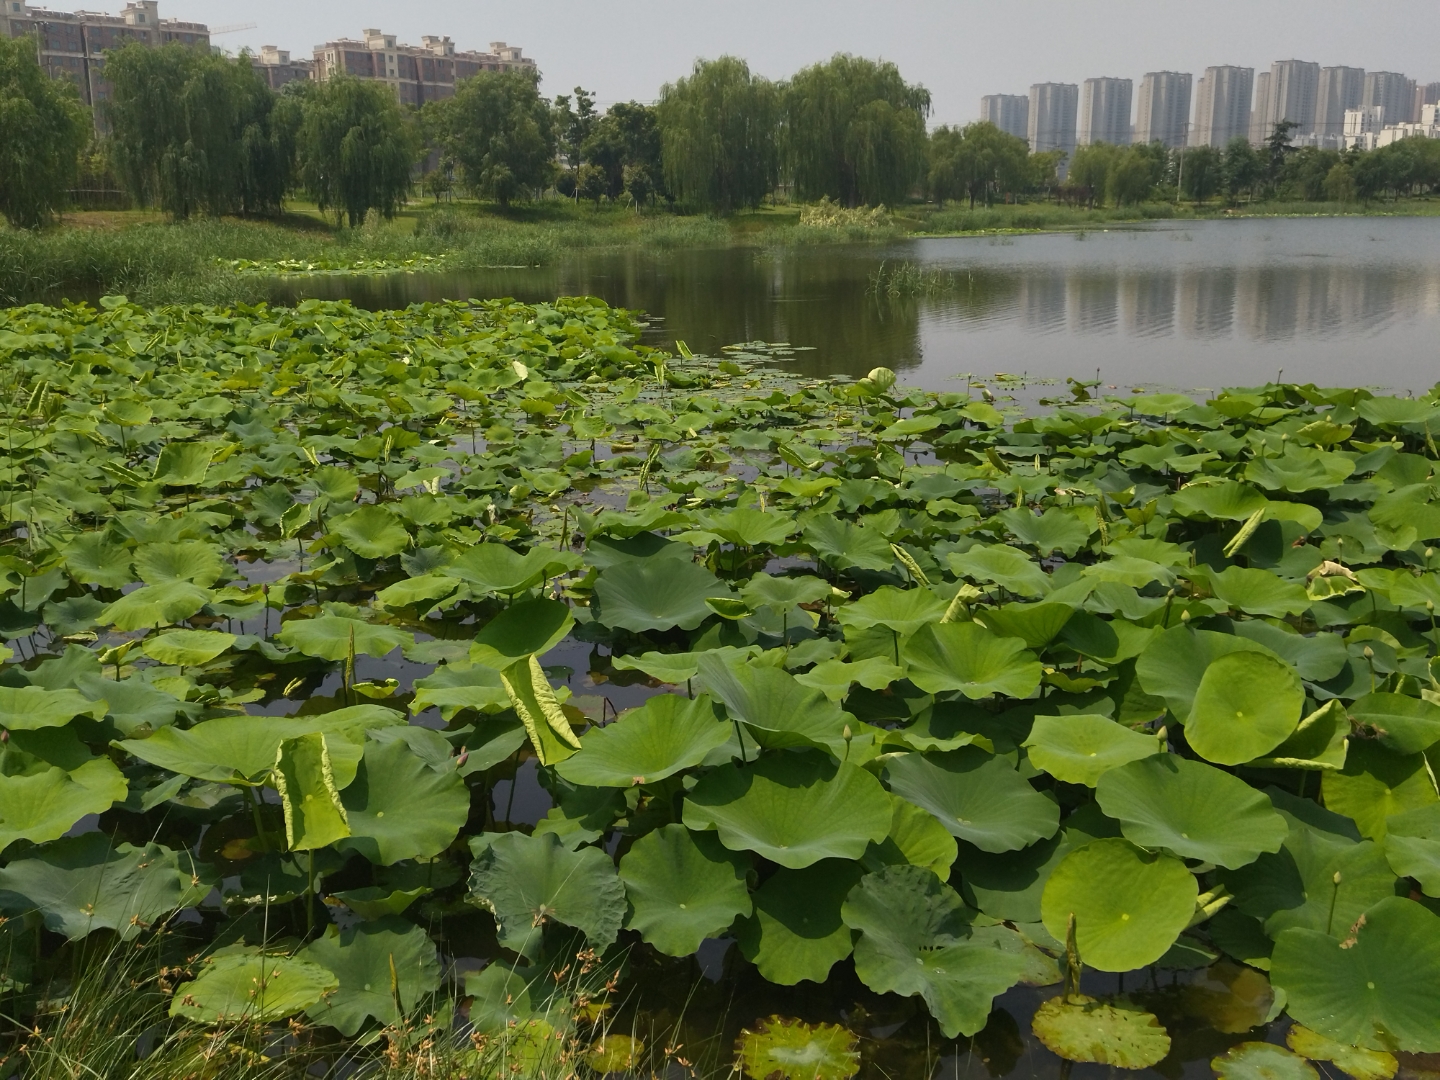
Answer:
xmin=441 ymin=543 xmax=575 ymax=595
xmin=594 ymin=557 xmax=730 ymax=632
xmin=684 ymin=753 xmax=891 ymax=869
xmin=468 ymin=831 xmax=626 ymax=957
xmin=1272 ymin=897 xmax=1440 ymax=1053
xmin=133 ymin=541 xmax=225 ymax=587
xmin=1231 ymin=621 xmax=1349 ymax=682
xmin=63 ymin=533 xmax=134 ymax=589
xmin=686 ymin=508 xmax=795 ymax=548
xmin=1212 ymin=1042 xmax=1318 ymax=1080
xmin=885 ymin=747 xmax=1059 ymax=853
xmin=1171 ymin=481 xmax=1269 ymax=521
xmin=332 ymin=505 xmax=411 ymax=559
xmin=740 ymin=573 xmax=831 ymax=611
xmin=0 ymin=834 xmax=211 ymax=940
xmin=1208 ymin=566 xmax=1313 ymax=618
xmin=75 ymin=673 xmax=185 ymax=735
xmin=338 ymin=736 xmax=469 ymax=865
xmin=1348 ymin=693 xmax=1440 ymax=755
xmin=843 ymin=864 xmax=1027 ymax=1038
xmin=0 ymin=758 xmax=128 ymax=851
xmin=836 ymin=586 xmax=946 ymax=637
xmin=802 ymin=518 xmax=894 ymax=573
xmin=980 ymin=602 xmax=1076 ymax=649
xmin=274 ymin=733 xmax=350 ymax=851
xmin=152 ymin=442 xmax=215 ymax=487
xmin=169 ymin=950 xmax=338 ymax=1024
xmin=1023 ymin=714 xmax=1160 ymax=786
xmin=1251 ymin=699 xmax=1350 ymax=770
xmin=1041 ymin=838 xmax=1198 ymax=972
xmin=100 ymin=581 xmax=211 ymax=630
xmin=867 ymin=794 xmax=959 ymax=879
xmin=277 ymin=615 xmax=413 ymax=661
xmin=410 ymin=663 xmax=509 ymax=720
xmin=617 ymin=824 xmax=751 ymax=956
xmin=555 ymin=694 xmax=729 ymax=788
xmin=1187 ymin=651 xmax=1303 ymax=765
xmin=795 ymin=657 xmax=906 ymax=702
xmin=1135 ymin=625 xmax=1275 ymax=722
xmin=948 ymin=545 xmax=1052 ymax=597
xmin=470 ymin=598 xmax=574 ymax=667
xmin=903 ymin=622 xmax=1043 ymax=699
xmin=1285 ymin=1025 xmax=1398 ymax=1080
xmin=328 ymin=886 xmax=428 ymax=920
xmin=997 ymin=507 xmax=1092 ymax=556
xmin=695 ymin=653 xmax=852 ymax=753
xmin=0 ymin=685 xmax=103 ymax=730
xmin=734 ymin=1016 xmax=860 ymax=1080
xmin=142 ymin=629 xmax=235 ymax=668
xmin=299 ymin=917 xmax=441 ymax=1036
xmin=500 ymin=655 xmax=582 ymax=765
xmin=957 ymin=832 xmax=1070 ymax=923
xmin=1322 ymin=742 xmax=1439 ymax=841
xmin=1382 ymin=804 xmax=1440 ymax=895
xmin=1031 ymin=995 xmax=1171 ymax=1069
xmin=735 ymin=859 xmax=863 ymax=985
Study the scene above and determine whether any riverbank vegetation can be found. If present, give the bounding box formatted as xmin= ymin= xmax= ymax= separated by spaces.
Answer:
xmin=1 ymin=294 xmax=1440 ymax=1076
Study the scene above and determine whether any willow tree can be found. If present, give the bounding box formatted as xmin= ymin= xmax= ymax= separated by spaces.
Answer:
xmin=297 ymin=77 xmax=416 ymax=226
xmin=927 ymin=122 xmax=1030 ymax=208
xmin=784 ymin=55 xmax=930 ymax=208
xmin=0 ymin=34 xmax=89 ymax=227
xmin=657 ymin=57 xmax=779 ymax=214
xmin=429 ymin=70 xmax=555 ymax=207
xmin=105 ymin=43 xmax=290 ymax=219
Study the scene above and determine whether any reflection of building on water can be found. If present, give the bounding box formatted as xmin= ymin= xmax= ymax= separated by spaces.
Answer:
xmin=1068 ymin=275 xmax=1119 ymax=335
xmin=1123 ymin=271 xmax=1177 ymax=338
xmin=1178 ymin=270 xmax=1236 ymax=339
xmin=1017 ymin=274 xmax=1068 ymax=334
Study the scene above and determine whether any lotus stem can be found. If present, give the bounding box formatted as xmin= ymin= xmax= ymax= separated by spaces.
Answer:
xmin=1326 ymin=871 xmax=1342 ymax=935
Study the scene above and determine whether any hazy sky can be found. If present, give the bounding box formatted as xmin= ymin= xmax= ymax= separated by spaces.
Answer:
xmin=169 ymin=0 xmax=1439 ymax=127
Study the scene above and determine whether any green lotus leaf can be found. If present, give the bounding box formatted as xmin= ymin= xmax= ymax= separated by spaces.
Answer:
xmin=0 ymin=833 xmax=212 ymax=940
xmin=0 ymin=685 xmax=104 ymax=730
xmin=1041 ymin=838 xmax=1198 ymax=972
xmin=298 ymin=917 xmax=441 ymax=1036
xmin=500 ymin=655 xmax=582 ymax=766
xmin=1383 ymin=804 xmax=1440 ymax=896
xmin=1187 ymin=651 xmax=1303 ymax=766
xmin=277 ymin=615 xmax=413 ymax=662
xmin=1322 ymin=741 xmax=1439 ymax=841
xmin=465 ymin=962 xmax=568 ymax=1036
xmin=843 ymin=864 xmax=1027 ymax=1038
xmin=1285 ymin=1025 xmax=1398 ymax=1080
xmin=1354 ymin=396 xmax=1440 ymax=427
xmin=997 ymin=507 xmax=1092 ymax=556
xmin=75 ymin=673 xmax=186 ymax=736
xmin=1230 ymin=620 xmax=1349 ymax=682
xmin=1135 ymin=625 xmax=1276 ymax=723
xmin=695 ymin=652 xmax=851 ymax=754
xmin=100 ymin=580 xmax=212 ymax=631
xmin=978 ymin=602 xmax=1076 ymax=649
xmin=957 ymin=832 xmax=1071 ymax=923
xmin=555 ymin=693 xmax=730 ymax=788
xmin=142 ymin=629 xmax=235 ymax=668
xmin=802 ymin=517 xmax=894 ymax=573
xmin=1031 ymin=994 xmax=1171 ymax=1069
xmin=1250 ymin=700 xmax=1350 ymax=771
xmin=1081 ymin=554 xmax=1176 ymax=590
xmin=467 ymin=831 xmax=626 ymax=957
xmin=102 ymin=399 xmax=151 ymax=427
xmin=410 ymin=663 xmax=510 ymax=720
xmin=373 ymin=573 xmax=458 ymax=610
xmin=885 ymin=747 xmax=1059 ymax=853
xmin=1209 ymin=908 xmax=1275 ymax=970
xmin=1095 ymin=755 xmax=1288 ymax=868
xmin=795 ymin=657 xmax=905 ymax=702
xmin=593 ymin=557 xmax=730 ymax=632
xmin=836 ymin=586 xmax=946 ymax=637
xmin=0 ymin=758 xmax=128 ymax=852
xmin=274 ymin=732 xmax=350 ymax=852
xmin=740 ymin=573 xmax=831 ymax=611
xmin=1023 ymin=714 xmax=1160 ymax=787
xmin=332 ymin=505 xmax=411 ymax=559
xmin=866 ymin=793 xmax=959 ymax=879
xmin=735 ymin=1016 xmax=860 ymax=1080
xmin=686 ymin=507 xmax=796 ymax=548
xmin=328 ymin=886 xmax=429 ymax=920
xmin=947 ymin=545 xmax=1052 ymax=597
xmin=63 ymin=533 xmax=134 ymax=589
xmin=151 ymin=442 xmax=215 ymax=487
xmin=170 ymin=949 xmax=337 ymax=1024
xmin=617 ymin=824 xmax=751 ymax=956
xmin=1246 ymin=446 xmax=1356 ymax=494
xmin=133 ymin=541 xmax=225 ymax=588
xmin=470 ymin=598 xmax=574 ymax=667
xmin=1208 ymin=566 xmax=1313 ymax=618
xmin=1212 ymin=1042 xmax=1318 ymax=1080
xmin=683 ymin=752 xmax=891 ymax=869
xmin=443 ymin=544 xmax=577 ymax=595
xmin=1171 ymin=481 xmax=1269 ymax=521
xmin=1272 ymin=896 xmax=1440 ymax=1053
xmin=735 ymin=859 xmax=863 ymax=985
xmin=1349 ymin=693 xmax=1440 ymax=756
xmin=902 ymin=622 xmax=1043 ymax=699
xmin=338 ymin=736 xmax=469 ymax=865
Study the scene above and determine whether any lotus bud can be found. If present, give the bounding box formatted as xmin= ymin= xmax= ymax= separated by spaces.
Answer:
xmin=0 ymin=729 xmax=7 ymax=744
xmin=455 ymin=751 xmax=469 ymax=769
xmin=843 ymin=725 xmax=853 ymax=742
xmin=1181 ymin=609 xmax=1191 ymax=624
xmin=1333 ymin=871 xmax=1342 ymax=885
xmin=1364 ymin=646 xmax=1374 ymax=659
xmin=1429 ymin=548 xmax=1435 ymax=560
xmin=1429 ymin=601 xmax=1435 ymax=613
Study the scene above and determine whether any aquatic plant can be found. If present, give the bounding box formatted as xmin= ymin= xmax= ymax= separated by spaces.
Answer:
xmin=0 ymin=293 xmax=1438 ymax=1073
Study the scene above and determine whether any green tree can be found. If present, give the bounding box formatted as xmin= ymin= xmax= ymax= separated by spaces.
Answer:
xmin=1028 ymin=150 xmax=1067 ymax=195
xmin=657 ymin=57 xmax=779 ymax=214
xmin=1067 ymin=142 xmax=1121 ymax=207
xmin=105 ymin=43 xmax=289 ymax=219
xmin=429 ymin=70 xmax=555 ymax=208
xmin=1109 ymin=146 xmax=1159 ymax=206
xmin=1179 ymin=145 xmax=1223 ymax=203
xmin=1221 ymin=137 xmax=1263 ymax=203
xmin=576 ymin=163 xmax=607 ymax=206
xmin=552 ymin=86 xmax=596 ymax=171
xmin=1264 ymin=120 xmax=1299 ymax=186
xmin=784 ymin=55 xmax=930 ymax=208
xmin=297 ymin=76 xmax=415 ymax=226
xmin=623 ymin=163 xmax=655 ymax=209
xmin=1280 ymin=146 xmax=1341 ymax=200
xmin=0 ymin=33 xmax=89 ymax=227
xmin=1322 ymin=161 xmax=1356 ymax=203
xmin=583 ymin=102 xmax=663 ymax=201
xmin=927 ymin=122 xmax=1029 ymax=208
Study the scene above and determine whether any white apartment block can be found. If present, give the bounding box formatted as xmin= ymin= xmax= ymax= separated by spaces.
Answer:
xmin=1028 ymin=82 xmax=1079 ymax=156
xmin=1079 ymin=77 xmax=1133 ymax=145
xmin=1252 ymin=59 xmax=1320 ymax=144
xmin=1364 ymin=72 xmax=1417 ymax=124
xmin=1315 ymin=66 xmax=1365 ymax=139
xmin=980 ymin=94 xmax=1030 ymax=141
xmin=1192 ymin=66 xmax=1254 ymax=147
xmin=1135 ymin=71 xmax=1193 ymax=148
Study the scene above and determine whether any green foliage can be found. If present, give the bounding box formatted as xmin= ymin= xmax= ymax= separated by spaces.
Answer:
xmin=927 ymin=122 xmax=1030 ymax=208
xmin=0 ymin=34 xmax=89 ymax=227
xmin=296 ymin=76 xmax=416 ymax=226
xmin=657 ymin=57 xmax=779 ymax=213
xmin=429 ymin=70 xmax=556 ymax=208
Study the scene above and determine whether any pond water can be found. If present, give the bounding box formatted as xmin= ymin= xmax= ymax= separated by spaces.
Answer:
xmin=275 ymin=216 xmax=1440 ymax=394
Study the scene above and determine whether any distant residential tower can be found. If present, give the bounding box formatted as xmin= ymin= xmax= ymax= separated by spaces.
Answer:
xmin=980 ymin=94 xmax=1030 ymax=141
xmin=1135 ymin=71 xmax=1193 ymax=147
xmin=1315 ymin=66 xmax=1366 ymax=139
xmin=1192 ymin=65 xmax=1254 ymax=147
xmin=1079 ymin=77 xmax=1133 ymax=145
xmin=1028 ymin=82 xmax=1079 ymax=157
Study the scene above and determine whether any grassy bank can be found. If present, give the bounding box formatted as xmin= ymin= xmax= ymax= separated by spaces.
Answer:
xmin=3 ymin=195 xmax=1438 ymax=305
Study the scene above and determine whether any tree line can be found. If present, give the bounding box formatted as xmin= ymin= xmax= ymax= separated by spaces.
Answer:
xmin=2 ymin=33 xmax=1439 ymax=230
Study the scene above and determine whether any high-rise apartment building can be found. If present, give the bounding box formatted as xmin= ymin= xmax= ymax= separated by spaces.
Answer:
xmin=0 ymin=0 xmax=208 ymax=107
xmin=980 ymin=94 xmax=1030 ymax=141
xmin=313 ymin=28 xmax=536 ymax=106
xmin=1253 ymin=60 xmax=1320 ymax=142
xmin=1028 ymin=82 xmax=1079 ymax=157
xmin=1135 ymin=71 xmax=1193 ymax=147
xmin=1192 ymin=66 xmax=1254 ymax=147
xmin=1315 ymin=66 xmax=1366 ymax=139
xmin=251 ymin=45 xmax=312 ymax=90
xmin=1079 ymin=77 xmax=1133 ymax=145
xmin=1364 ymin=71 xmax=1417 ymax=123
xmin=1424 ymin=83 xmax=1440 ymax=107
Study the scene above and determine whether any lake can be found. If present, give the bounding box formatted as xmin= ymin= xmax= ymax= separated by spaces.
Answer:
xmin=276 ymin=216 xmax=1440 ymax=393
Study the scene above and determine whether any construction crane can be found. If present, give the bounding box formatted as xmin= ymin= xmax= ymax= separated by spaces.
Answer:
xmin=209 ymin=22 xmax=258 ymax=35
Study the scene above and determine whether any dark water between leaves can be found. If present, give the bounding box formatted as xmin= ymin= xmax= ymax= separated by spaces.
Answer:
xmin=274 ymin=216 xmax=1440 ymax=395
xmin=261 ymin=222 xmax=1440 ymax=1077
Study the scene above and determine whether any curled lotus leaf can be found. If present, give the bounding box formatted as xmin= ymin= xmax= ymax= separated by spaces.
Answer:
xmin=1285 ymin=1025 xmax=1397 ymax=1080
xmin=734 ymin=1016 xmax=860 ymax=1080
xmin=1031 ymin=994 xmax=1171 ymax=1070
